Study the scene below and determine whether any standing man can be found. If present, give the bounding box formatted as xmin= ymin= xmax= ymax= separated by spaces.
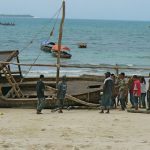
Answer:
xmin=100 ymin=72 xmax=114 ymax=114
xmin=118 ymin=72 xmax=127 ymax=110
xmin=57 ymin=75 xmax=67 ymax=113
xmin=139 ymin=76 xmax=146 ymax=108
xmin=36 ymin=74 xmax=45 ymax=114
xmin=111 ymin=73 xmax=117 ymax=109
xmin=132 ymin=75 xmax=141 ymax=110
xmin=128 ymin=77 xmax=134 ymax=108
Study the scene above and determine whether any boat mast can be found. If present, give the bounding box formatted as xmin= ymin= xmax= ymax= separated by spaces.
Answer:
xmin=56 ymin=0 xmax=65 ymax=86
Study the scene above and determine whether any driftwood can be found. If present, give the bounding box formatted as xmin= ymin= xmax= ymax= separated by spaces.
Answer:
xmin=66 ymin=94 xmax=99 ymax=107
xmin=46 ymin=86 xmax=100 ymax=107
xmin=127 ymin=109 xmax=150 ymax=114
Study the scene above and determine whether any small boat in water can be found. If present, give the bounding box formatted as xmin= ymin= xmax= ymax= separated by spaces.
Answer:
xmin=78 ymin=42 xmax=87 ymax=48
xmin=51 ymin=44 xmax=72 ymax=59
xmin=40 ymin=40 xmax=55 ymax=52
xmin=0 ymin=22 xmax=15 ymax=26
xmin=52 ymin=50 xmax=72 ymax=59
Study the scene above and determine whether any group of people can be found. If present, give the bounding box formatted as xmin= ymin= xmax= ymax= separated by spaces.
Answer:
xmin=35 ymin=73 xmax=150 ymax=114
xmin=36 ymin=74 xmax=67 ymax=114
xmin=100 ymin=71 xmax=150 ymax=113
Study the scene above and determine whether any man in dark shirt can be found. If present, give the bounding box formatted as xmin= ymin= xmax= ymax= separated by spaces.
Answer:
xmin=100 ymin=72 xmax=114 ymax=113
xmin=36 ymin=74 xmax=45 ymax=114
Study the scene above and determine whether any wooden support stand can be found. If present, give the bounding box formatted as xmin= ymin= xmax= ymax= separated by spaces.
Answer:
xmin=2 ymin=66 xmax=24 ymax=98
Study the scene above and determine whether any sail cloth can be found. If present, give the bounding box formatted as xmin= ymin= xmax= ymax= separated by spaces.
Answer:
xmin=41 ymin=40 xmax=55 ymax=46
xmin=52 ymin=44 xmax=70 ymax=51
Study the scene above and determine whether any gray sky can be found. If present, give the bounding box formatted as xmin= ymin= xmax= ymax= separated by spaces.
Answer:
xmin=0 ymin=0 xmax=150 ymax=21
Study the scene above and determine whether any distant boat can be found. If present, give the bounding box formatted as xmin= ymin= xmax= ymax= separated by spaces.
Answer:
xmin=40 ymin=40 xmax=55 ymax=52
xmin=0 ymin=14 xmax=15 ymax=26
xmin=51 ymin=44 xmax=72 ymax=59
xmin=0 ymin=22 xmax=15 ymax=26
xmin=78 ymin=42 xmax=87 ymax=48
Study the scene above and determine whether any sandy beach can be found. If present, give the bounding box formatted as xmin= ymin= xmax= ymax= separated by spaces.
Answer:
xmin=0 ymin=108 xmax=150 ymax=150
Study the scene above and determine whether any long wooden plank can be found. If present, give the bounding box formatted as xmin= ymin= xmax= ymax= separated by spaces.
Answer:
xmin=46 ymin=86 xmax=100 ymax=107
xmin=66 ymin=94 xmax=99 ymax=107
xmin=2 ymin=97 xmax=53 ymax=101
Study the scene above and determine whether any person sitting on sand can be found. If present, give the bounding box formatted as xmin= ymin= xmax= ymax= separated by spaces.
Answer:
xmin=36 ymin=74 xmax=45 ymax=114
xmin=100 ymin=72 xmax=114 ymax=114
xmin=57 ymin=75 xmax=67 ymax=113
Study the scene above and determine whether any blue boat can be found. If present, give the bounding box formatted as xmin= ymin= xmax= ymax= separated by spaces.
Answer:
xmin=40 ymin=40 xmax=55 ymax=52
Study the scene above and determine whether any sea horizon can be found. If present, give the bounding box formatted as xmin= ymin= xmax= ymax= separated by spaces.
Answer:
xmin=0 ymin=17 xmax=150 ymax=76
xmin=1 ymin=14 xmax=150 ymax=22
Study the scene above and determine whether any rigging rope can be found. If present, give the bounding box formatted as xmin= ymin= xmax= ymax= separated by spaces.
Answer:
xmin=49 ymin=6 xmax=62 ymax=37
xmin=20 ymin=4 xmax=62 ymax=53
xmin=19 ymin=4 xmax=63 ymax=81
xmin=25 ymin=51 xmax=42 ymax=76
xmin=20 ymin=51 xmax=43 ymax=83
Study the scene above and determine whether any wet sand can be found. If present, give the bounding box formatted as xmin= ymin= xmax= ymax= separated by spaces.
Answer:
xmin=0 ymin=108 xmax=150 ymax=150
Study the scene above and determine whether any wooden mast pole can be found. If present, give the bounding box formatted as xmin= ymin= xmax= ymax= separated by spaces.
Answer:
xmin=56 ymin=0 xmax=65 ymax=87
xmin=16 ymin=55 xmax=22 ymax=77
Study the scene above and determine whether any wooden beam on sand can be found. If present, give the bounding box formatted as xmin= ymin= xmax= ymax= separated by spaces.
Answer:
xmin=66 ymin=94 xmax=99 ymax=107
xmin=3 ymin=97 xmax=53 ymax=101
xmin=46 ymin=86 xmax=100 ymax=107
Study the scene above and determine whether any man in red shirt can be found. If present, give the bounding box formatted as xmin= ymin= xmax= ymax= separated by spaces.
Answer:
xmin=132 ymin=75 xmax=141 ymax=110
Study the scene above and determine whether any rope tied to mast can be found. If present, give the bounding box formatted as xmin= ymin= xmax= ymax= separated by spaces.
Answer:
xmin=20 ymin=4 xmax=62 ymax=53
xmin=18 ymin=4 xmax=63 ymax=80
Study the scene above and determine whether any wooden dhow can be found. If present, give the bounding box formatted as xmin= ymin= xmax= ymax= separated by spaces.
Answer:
xmin=0 ymin=50 xmax=101 ymax=108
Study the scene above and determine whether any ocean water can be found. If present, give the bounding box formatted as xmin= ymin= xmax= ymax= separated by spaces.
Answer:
xmin=0 ymin=18 xmax=150 ymax=76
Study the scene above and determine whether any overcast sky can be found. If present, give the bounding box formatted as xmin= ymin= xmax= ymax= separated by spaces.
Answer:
xmin=0 ymin=0 xmax=150 ymax=21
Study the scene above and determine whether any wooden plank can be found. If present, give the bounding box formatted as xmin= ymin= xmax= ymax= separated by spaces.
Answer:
xmin=66 ymin=94 xmax=99 ymax=107
xmin=46 ymin=86 xmax=99 ymax=107
xmin=2 ymin=66 xmax=23 ymax=98
xmin=4 ymin=97 xmax=53 ymax=101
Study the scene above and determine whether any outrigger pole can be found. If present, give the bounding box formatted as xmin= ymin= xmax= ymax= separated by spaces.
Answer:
xmin=56 ymin=0 xmax=65 ymax=86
